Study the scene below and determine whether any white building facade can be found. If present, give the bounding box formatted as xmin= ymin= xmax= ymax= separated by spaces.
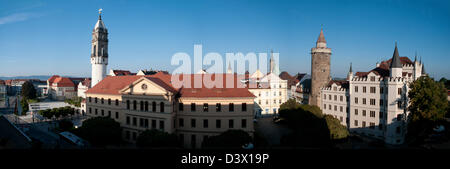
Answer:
xmin=321 ymin=43 xmax=425 ymax=145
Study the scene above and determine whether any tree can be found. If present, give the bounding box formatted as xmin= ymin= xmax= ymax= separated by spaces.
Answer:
xmin=72 ymin=117 xmax=122 ymax=146
xmin=202 ymin=130 xmax=252 ymax=148
xmin=438 ymin=77 xmax=450 ymax=90
xmin=278 ymin=99 xmax=348 ymax=147
xmin=21 ymin=81 xmax=36 ymax=100
xmin=407 ymin=76 xmax=448 ymax=143
xmin=136 ymin=129 xmax=179 ymax=148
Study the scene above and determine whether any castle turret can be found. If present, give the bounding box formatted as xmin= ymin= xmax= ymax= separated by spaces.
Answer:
xmin=91 ymin=9 xmax=109 ymax=87
xmin=389 ymin=42 xmax=402 ymax=78
xmin=310 ymin=27 xmax=331 ymax=107
xmin=347 ymin=62 xmax=353 ymax=80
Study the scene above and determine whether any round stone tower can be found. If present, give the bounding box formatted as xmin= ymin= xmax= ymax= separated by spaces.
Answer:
xmin=310 ymin=28 xmax=331 ymax=107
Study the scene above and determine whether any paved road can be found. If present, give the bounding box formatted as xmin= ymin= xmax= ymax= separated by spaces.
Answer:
xmin=254 ymin=117 xmax=293 ymax=147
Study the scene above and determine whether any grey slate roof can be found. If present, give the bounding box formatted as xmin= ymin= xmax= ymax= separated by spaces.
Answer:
xmin=390 ymin=43 xmax=402 ymax=68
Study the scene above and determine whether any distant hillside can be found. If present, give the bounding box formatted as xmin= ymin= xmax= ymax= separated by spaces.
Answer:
xmin=0 ymin=75 xmax=51 ymax=81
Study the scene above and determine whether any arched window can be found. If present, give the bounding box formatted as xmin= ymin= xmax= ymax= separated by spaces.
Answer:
xmin=152 ymin=102 xmax=156 ymax=112
xmin=160 ymin=102 xmax=165 ymax=112
xmin=133 ymin=100 xmax=137 ymax=110
xmin=145 ymin=101 xmax=149 ymax=111
xmin=93 ymin=45 xmax=96 ymax=55
xmin=140 ymin=101 xmax=144 ymax=111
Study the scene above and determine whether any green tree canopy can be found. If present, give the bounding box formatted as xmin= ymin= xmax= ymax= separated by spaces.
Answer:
xmin=407 ymin=76 xmax=448 ymax=143
xmin=21 ymin=81 xmax=36 ymax=100
xmin=136 ymin=129 xmax=179 ymax=148
xmin=202 ymin=130 xmax=252 ymax=148
xmin=279 ymin=99 xmax=348 ymax=147
xmin=72 ymin=117 xmax=122 ymax=147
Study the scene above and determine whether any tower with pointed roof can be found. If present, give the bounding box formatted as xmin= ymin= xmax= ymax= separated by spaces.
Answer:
xmin=269 ymin=50 xmax=280 ymax=76
xmin=390 ymin=42 xmax=402 ymax=77
xmin=310 ymin=27 xmax=331 ymax=107
xmin=347 ymin=63 xmax=353 ymax=80
xmin=91 ymin=9 xmax=109 ymax=87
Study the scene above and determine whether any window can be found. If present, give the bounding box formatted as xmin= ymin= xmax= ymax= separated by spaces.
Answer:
xmin=152 ymin=120 xmax=156 ymax=129
xmin=159 ymin=120 xmax=164 ymax=130
xmin=115 ymin=112 xmax=119 ymax=119
xmin=101 ymin=98 xmax=104 ymax=104
xmin=216 ymin=119 xmax=221 ymax=128
xmin=362 ymin=98 xmax=366 ymax=105
xmin=370 ymin=122 xmax=375 ymax=129
xmin=160 ymin=102 xmax=164 ymax=112
xmin=126 ymin=100 xmax=130 ymax=109
xmin=242 ymin=119 xmax=247 ymax=128
xmin=179 ymin=103 xmax=184 ymax=111
xmin=107 ymin=98 xmax=111 ymax=105
xmin=334 ymin=105 xmax=337 ymax=111
xmin=203 ymin=119 xmax=208 ymax=128
xmin=191 ymin=119 xmax=196 ymax=128
xmin=340 ymin=96 xmax=343 ymax=101
xmin=139 ymin=118 xmax=143 ymax=127
xmin=329 ymin=105 xmax=331 ymax=110
xmin=334 ymin=95 xmax=337 ymax=101
xmin=370 ymin=99 xmax=376 ymax=105
xmin=95 ymin=109 xmax=98 ymax=115
xmin=140 ymin=101 xmax=144 ymax=111
xmin=324 ymin=104 xmax=327 ymax=110
xmin=203 ymin=103 xmax=208 ymax=112
xmin=115 ymin=99 xmax=119 ymax=106
xmin=95 ymin=97 xmax=98 ymax=103
xmin=279 ymin=91 xmax=282 ymax=96
xmin=362 ymin=121 xmax=366 ymax=127
xmin=340 ymin=106 xmax=343 ymax=112
xmin=215 ymin=103 xmax=221 ymax=112
xmin=398 ymin=88 xmax=402 ymax=95
xmin=89 ymin=108 xmax=92 ymax=114
xmin=273 ymin=100 xmax=276 ymax=104
xmin=324 ymin=94 xmax=326 ymax=100
xmin=101 ymin=109 xmax=104 ymax=116
xmin=133 ymin=100 xmax=137 ymax=110
xmin=242 ymin=103 xmax=247 ymax=111
xmin=191 ymin=135 xmax=196 ymax=149
xmin=108 ymin=111 xmax=111 ymax=117
xmin=229 ymin=119 xmax=234 ymax=128
xmin=370 ymin=111 xmax=375 ymax=117
xmin=354 ymin=120 xmax=358 ymax=126
xmin=339 ymin=116 xmax=343 ymax=122
xmin=144 ymin=119 xmax=149 ymax=128
xmin=397 ymin=101 xmax=402 ymax=109
xmin=145 ymin=101 xmax=149 ymax=111
xmin=179 ymin=118 xmax=184 ymax=127
xmin=132 ymin=117 xmax=137 ymax=126
xmin=362 ymin=110 xmax=366 ymax=116
xmin=191 ymin=103 xmax=196 ymax=111
xmin=229 ymin=103 xmax=234 ymax=112
xmin=370 ymin=76 xmax=375 ymax=81
xmin=328 ymin=95 xmax=331 ymax=100
xmin=370 ymin=87 xmax=376 ymax=93
xmin=363 ymin=87 xmax=367 ymax=93
xmin=355 ymin=97 xmax=358 ymax=104
xmin=126 ymin=116 xmax=130 ymax=125
xmin=380 ymin=87 xmax=384 ymax=94
xmin=355 ymin=109 xmax=358 ymax=115
xmin=88 ymin=97 xmax=92 ymax=102
xmin=355 ymin=86 xmax=358 ymax=93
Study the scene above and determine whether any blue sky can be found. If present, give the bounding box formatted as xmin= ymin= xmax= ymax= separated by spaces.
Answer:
xmin=0 ymin=0 xmax=449 ymax=79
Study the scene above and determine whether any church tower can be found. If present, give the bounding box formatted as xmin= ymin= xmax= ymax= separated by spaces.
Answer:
xmin=389 ymin=42 xmax=402 ymax=78
xmin=310 ymin=27 xmax=331 ymax=107
xmin=91 ymin=9 xmax=108 ymax=87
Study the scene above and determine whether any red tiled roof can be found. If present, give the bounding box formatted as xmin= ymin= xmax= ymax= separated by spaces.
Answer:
xmin=48 ymin=75 xmax=60 ymax=83
xmin=86 ymin=73 xmax=255 ymax=98
xmin=53 ymin=77 xmax=75 ymax=87
xmin=112 ymin=70 xmax=134 ymax=76
xmin=0 ymin=80 xmax=5 ymax=85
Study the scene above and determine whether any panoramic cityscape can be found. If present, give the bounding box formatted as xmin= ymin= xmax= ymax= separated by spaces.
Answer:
xmin=1 ymin=0 xmax=450 ymax=167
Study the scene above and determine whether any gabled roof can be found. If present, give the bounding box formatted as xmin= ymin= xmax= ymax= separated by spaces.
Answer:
xmin=48 ymin=75 xmax=60 ymax=83
xmin=53 ymin=77 xmax=75 ymax=87
xmin=111 ymin=70 xmax=134 ymax=76
xmin=86 ymin=73 xmax=255 ymax=98
xmin=326 ymin=80 xmax=349 ymax=89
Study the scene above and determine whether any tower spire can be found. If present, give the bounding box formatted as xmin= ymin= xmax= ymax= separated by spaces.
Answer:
xmin=415 ymin=50 xmax=417 ymax=62
xmin=390 ymin=42 xmax=402 ymax=68
xmin=349 ymin=62 xmax=353 ymax=72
